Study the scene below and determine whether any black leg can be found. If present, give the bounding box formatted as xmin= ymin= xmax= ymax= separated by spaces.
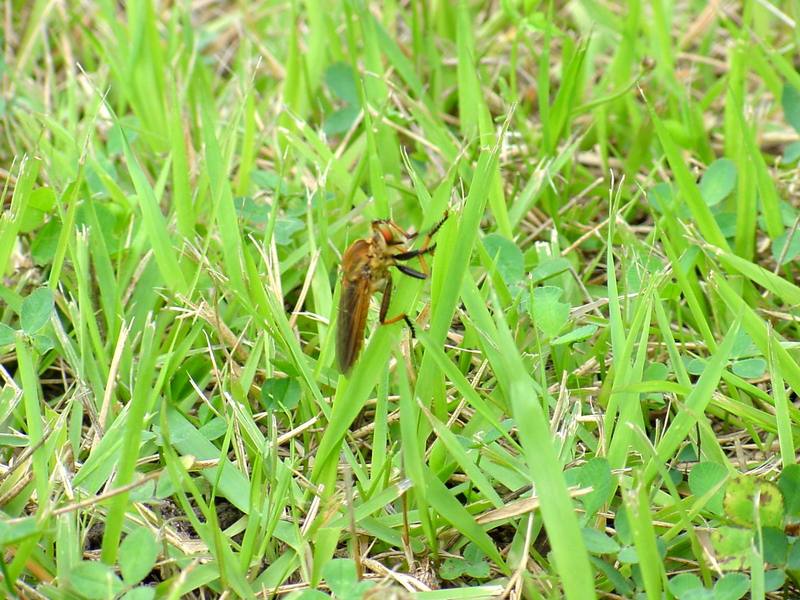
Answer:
xmin=402 ymin=314 xmax=416 ymax=337
xmin=425 ymin=211 xmax=449 ymax=239
xmin=379 ymin=276 xmax=416 ymax=336
xmin=396 ymin=264 xmax=426 ymax=279
xmin=393 ymin=244 xmax=436 ymax=262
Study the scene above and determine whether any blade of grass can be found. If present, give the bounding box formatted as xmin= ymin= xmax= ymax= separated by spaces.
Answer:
xmin=0 ymin=157 xmax=39 ymax=277
xmin=641 ymin=317 xmax=740 ymax=486
xmin=645 ymin=92 xmax=729 ymax=250
xmin=768 ymin=333 xmax=796 ymax=467
xmin=100 ymin=317 xmax=159 ymax=563
xmin=459 ymin=278 xmax=595 ymax=598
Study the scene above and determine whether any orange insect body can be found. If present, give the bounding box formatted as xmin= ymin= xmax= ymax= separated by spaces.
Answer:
xmin=336 ymin=216 xmax=446 ymax=374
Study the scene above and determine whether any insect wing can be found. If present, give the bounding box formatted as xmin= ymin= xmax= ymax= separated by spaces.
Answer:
xmin=337 ymin=267 xmax=373 ymax=373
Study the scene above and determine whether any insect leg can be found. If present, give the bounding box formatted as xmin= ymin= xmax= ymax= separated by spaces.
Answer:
xmin=389 ymin=211 xmax=449 ymax=245
xmin=395 ymin=264 xmax=426 ymax=279
xmin=392 ymin=213 xmax=447 ymax=269
xmin=379 ymin=276 xmax=394 ymax=323
xmin=413 ymin=211 xmax=449 ymax=274
xmin=423 ymin=211 xmax=449 ymax=242
xmin=385 ymin=220 xmax=418 ymax=241
xmin=379 ymin=276 xmax=417 ymax=336
xmin=381 ymin=313 xmax=417 ymax=337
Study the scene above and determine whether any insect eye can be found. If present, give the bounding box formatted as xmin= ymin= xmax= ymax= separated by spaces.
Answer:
xmin=379 ymin=225 xmax=394 ymax=243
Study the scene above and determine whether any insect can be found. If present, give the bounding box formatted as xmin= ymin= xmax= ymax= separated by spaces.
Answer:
xmin=336 ymin=213 xmax=448 ymax=374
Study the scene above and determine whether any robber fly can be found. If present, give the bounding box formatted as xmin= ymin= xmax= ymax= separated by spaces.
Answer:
xmin=336 ymin=213 xmax=448 ymax=374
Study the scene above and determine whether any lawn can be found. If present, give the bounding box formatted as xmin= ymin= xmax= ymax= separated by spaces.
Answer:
xmin=2 ymin=1 xmax=800 ymax=598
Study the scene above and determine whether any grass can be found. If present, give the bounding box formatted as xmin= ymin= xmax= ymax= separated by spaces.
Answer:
xmin=2 ymin=1 xmax=800 ymax=598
